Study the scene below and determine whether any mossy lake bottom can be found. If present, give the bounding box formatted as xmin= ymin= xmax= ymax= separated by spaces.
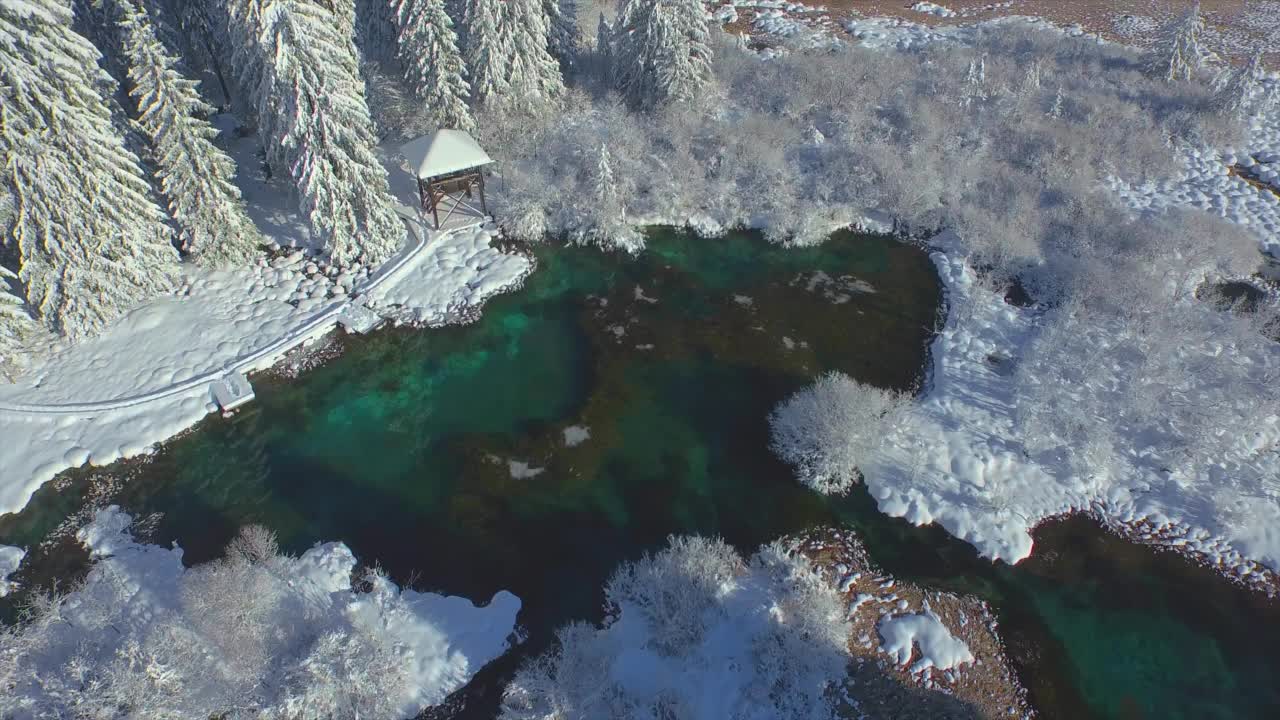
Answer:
xmin=3 ymin=228 xmax=1278 ymax=719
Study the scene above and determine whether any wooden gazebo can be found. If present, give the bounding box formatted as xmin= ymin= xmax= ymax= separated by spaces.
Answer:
xmin=399 ymin=130 xmax=493 ymax=230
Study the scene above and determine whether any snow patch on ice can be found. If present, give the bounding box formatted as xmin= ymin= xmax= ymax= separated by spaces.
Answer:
xmin=562 ymin=425 xmax=591 ymax=447
xmin=508 ymin=460 xmax=546 ymax=480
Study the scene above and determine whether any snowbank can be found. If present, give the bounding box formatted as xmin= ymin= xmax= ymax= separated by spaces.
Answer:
xmin=366 ymin=225 xmax=530 ymax=325
xmin=911 ymin=3 xmax=956 ymax=19
xmin=501 ymin=537 xmax=851 ymax=720
xmin=863 ymin=247 xmax=1280 ymax=575
xmin=878 ymin=610 xmax=974 ymax=674
xmin=0 ymin=225 xmax=530 ymax=517
xmin=0 ymin=544 xmax=23 ymax=597
xmin=0 ymin=507 xmax=520 ymax=719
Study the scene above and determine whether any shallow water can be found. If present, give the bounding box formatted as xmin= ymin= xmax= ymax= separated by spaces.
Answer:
xmin=2 ymin=228 xmax=1277 ymax=719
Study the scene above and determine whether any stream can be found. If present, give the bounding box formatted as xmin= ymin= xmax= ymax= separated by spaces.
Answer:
xmin=2 ymin=228 xmax=1277 ymax=720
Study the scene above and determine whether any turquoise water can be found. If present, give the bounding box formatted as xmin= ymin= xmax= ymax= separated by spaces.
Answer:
xmin=2 ymin=228 xmax=1277 ymax=719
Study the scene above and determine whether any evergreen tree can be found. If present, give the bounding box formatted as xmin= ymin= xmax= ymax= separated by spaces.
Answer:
xmin=222 ymin=0 xmax=271 ymax=125
xmin=615 ymin=0 xmax=710 ymax=108
xmin=118 ymin=1 xmax=262 ymax=266
xmin=0 ymin=264 xmax=38 ymax=369
xmin=595 ymin=10 xmax=610 ymax=56
xmin=354 ymin=0 xmax=398 ymax=66
xmin=463 ymin=0 xmax=508 ymax=104
xmin=391 ymin=0 xmax=474 ymax=131
xmin=543 ymin=0 xmax=578 ymax=64
xmin=1214 ymin=51 xmax=1272 ymax=118
xmin=593 ymin=11 xmax=611 ymax=85
xmin=254 ymin=0 xmax=404 ymax=264
xmin=502 ymin=0 xmax=564 ymax=110
xmin=1047 ymin=85 xmax=1064 ymax=118
xmin=0 ymin=0 xmax=179 ymax=340
xmin=151 ymin=0 xmax=237 ymax=110
xmin=1149 ymin=1 xmax=1209 ymax=82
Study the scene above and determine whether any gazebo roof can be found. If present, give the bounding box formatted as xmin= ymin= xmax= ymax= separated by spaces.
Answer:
xmin=399 ymin=129 xmax=493 ymax=179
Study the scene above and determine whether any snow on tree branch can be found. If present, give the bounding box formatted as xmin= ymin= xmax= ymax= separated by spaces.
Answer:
xmin=0 ymin=507 xmax=521 ymax=719
xmin=769 ymin=371 xmax=910 ymax=495
xmin=251 ymin=0 xmax=404 ymax=264
xmin=118 ymin=0 xmax=264 ymax=266
xmin=500 ymin=536 xmax=852 ymax=720
xmin=1148 ymin=1 xmax=1212 ymax=82
xmin=0 ymin=0 xmax=179 ymax=340
xmin=392 ymin=0 xmax=475 ymax=132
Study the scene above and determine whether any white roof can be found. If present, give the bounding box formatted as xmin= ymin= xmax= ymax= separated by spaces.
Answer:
xmin=400 ymin=129 xmax=493 ymax=179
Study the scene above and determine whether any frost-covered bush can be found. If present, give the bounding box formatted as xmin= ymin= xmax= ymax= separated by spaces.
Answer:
xmin=0 ymin=508 xmax=519 ymax=720
xmin=1013 ymin=209 xmax=1277 ymax=481
xmin=500 ymin=535 xmax=852 ymax=720
xmin=482 ymin=23 xmax=1236 ymax=266
xmin=770 ymin=372 xmax=910 ymax=495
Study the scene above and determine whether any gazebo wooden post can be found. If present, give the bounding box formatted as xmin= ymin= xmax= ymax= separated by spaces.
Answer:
xmin=478 ymin=172 xmax=487 ymax=217
xmin=430 ymin=187 xmax=441 ymax=230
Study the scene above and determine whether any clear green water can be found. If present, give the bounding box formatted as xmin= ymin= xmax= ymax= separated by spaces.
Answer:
xmin=2 ymin=228 xmax=1277 ymax=720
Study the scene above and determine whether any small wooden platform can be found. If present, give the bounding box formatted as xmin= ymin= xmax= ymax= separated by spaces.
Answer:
xmin=337 ymin=303 xmax=385 ymax=334
xmin=211 ymin=373 xmax=255 ymax=411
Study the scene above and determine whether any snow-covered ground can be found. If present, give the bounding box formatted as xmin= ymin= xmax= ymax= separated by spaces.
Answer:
xmin=724 ymin=2 xmax=1280 ymax=584
xmin=854 ymin=61 xmax=1280 ymax=578
xmin=501 ymin=536 xmax=852 ymax=720
xmin=0 ymin=544 xmax=23 ymax=597
xmin=0 ymin=221 xmax=529 ymax=517
xmin=1 ymin=507 xmax=520 ymax=719
xmin=864 ymin=242 xmax=1280 ymax=579
xmin=878 ymin=610 xmax=974 ymax=674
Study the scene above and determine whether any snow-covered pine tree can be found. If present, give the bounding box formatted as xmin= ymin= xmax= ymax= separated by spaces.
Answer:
xmin=221 ymin=0 xmax=272 ymax=125
xmin=0 ymin=264 xmax=33 ymax=339
xmin=391 ymin=0 xmax=475 ymax=131
xmin=463 ymin=0 xmax=508 ymax=104
xmin=588 ymin=11 xmax=612 ymax=87
xmin=148 ymin=0 xmax=237 ymax=110
xmin=0 ymin=0 xmax=179 ymax=340
xmin=330 ymin=0 xmax=356 ymax=42
xmin=594 ymin=143 xmax=620 ymax=215
xmin=254 ymin=0 xmax=403 ymax=264
xmin=502 ymin=0 xmax=564 ymax=111
xmin=118 ymin=1 xmax=262 ymax=266
xmin=1214 ymin=51 xmax=1269 ymax=118
xmin=543 ymin=0 xmax=578 ymax=65
xmin=963 ymin=55 xmax=986 ymax=107
xmin=595 ymin=10 xmax=610 ymax=57
xmin=1148 ymin=1 xmax=1209 ymax=82
xmin=0 ymin=262 xmax=48 ymax=379
xmin=1048 ymin=85 xmax=1064 ymax=118
xmin=614 ymin=0 xmax=710 ymax=108
xmin=354 ymin=0 xmax=398 ymax=66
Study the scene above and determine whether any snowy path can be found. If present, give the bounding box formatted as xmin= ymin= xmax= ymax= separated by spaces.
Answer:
xmin=0 ymin=208 xmax=431 ymax=415
xmin=0 ymin=215 xmax=531 ymax=516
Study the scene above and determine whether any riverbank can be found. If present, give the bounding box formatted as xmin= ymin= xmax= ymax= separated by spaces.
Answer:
xmin=801 ymin=527 xmax=1035 ymax=720
xmin=0 ymin=221 xmax=530 ymax=518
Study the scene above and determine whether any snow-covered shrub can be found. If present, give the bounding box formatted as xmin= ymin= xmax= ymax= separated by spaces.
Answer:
xmin=0 ymin=508 xmax=519 ymax=720
xmin=769 ymin=372 xmax=910 ymax=495
xmin=483 ymin=23 xmax=1236 ymax=261
xmin=1013 ymin=209 xmax=1276 ymax=481
xmin=500 ymin=535 xmax=852 ymax=720
xmin=1147 ymin=1 xmax=1212 ymax=82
